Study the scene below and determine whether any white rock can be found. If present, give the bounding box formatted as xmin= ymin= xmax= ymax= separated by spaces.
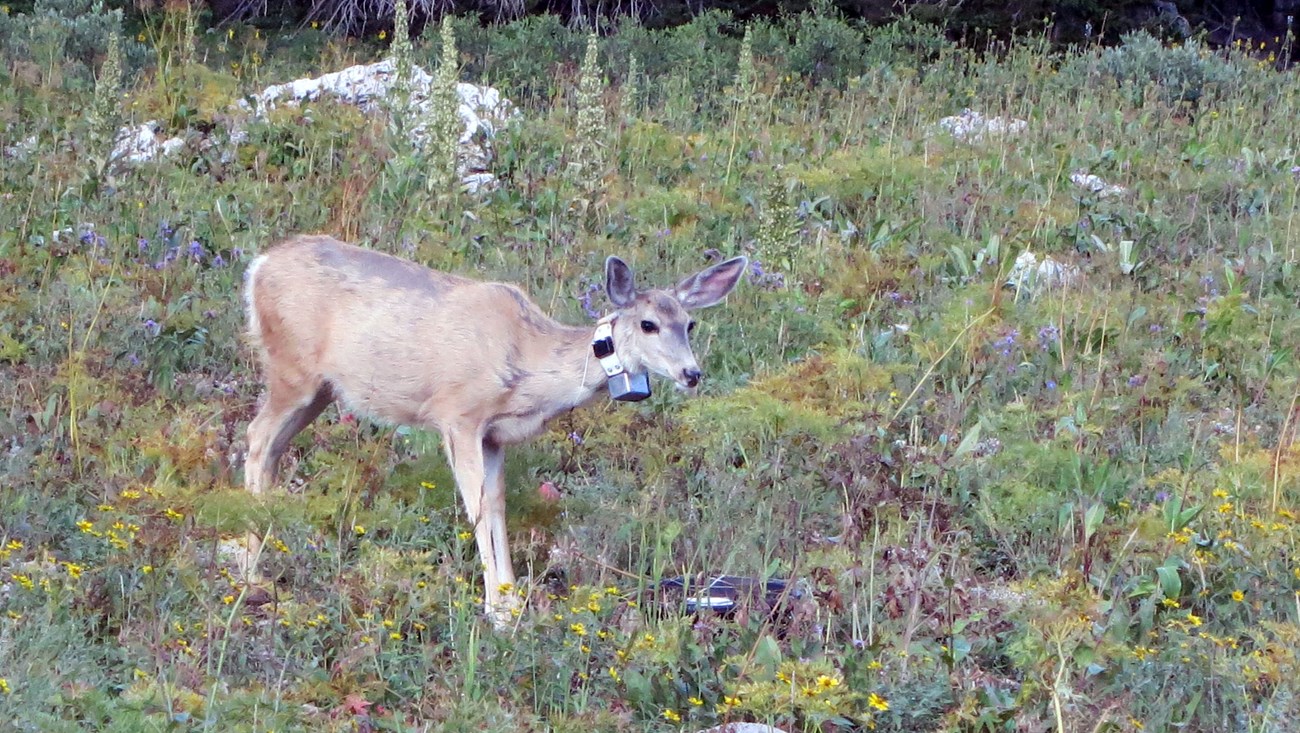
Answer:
xmin=938 ymin=109 xmax=1027 ymax=142
xmin=239 ymin=59 xmax=516 ymax=188
xmin=1069 ymin=171 xmax=1127 ymax=198
xmin=1006 ymin=250 xmax=1080 ymax=296
xmin=113 ymin=60 xmax=516 ymax=191
xmin=3 ymin=134 xmax=37 ymax=159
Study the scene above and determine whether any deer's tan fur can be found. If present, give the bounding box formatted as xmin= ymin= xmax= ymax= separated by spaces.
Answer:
xmin=242 ymin=234 xmax=746 ymax=623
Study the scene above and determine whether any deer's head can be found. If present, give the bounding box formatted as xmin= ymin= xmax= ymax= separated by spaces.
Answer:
xmin=603 ymin=255 xmax=748 ymax=390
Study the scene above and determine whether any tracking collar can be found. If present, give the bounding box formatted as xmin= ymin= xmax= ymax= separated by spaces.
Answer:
xmin=592 ymin=315 xmax=652 ymax=402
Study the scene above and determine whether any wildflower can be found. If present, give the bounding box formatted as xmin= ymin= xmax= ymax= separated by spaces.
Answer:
xmin=222 ymin=595 xmax=235 ymax=605
xmin=868 ymin=659 xmax=883 ymax=670
xmin=1187 ymin=613 xmax=1203 ymax=627
xmin=0 ymin=678 xmax=9 ymax=694
xmin=608 ymin=666 xmax=620 ymax=682
xmin=816 ymin=674 xmax=841 ymax=689
xmin=389 ymin=632 xmax=402 ymax=640
xmin=142 ymin=565 xmax=153 ymax=574
xmin=1161 ymin=598 xmax=1180 ymax=609
xmin=587 ymin=599 xmax=602 ymax=613
xmin=121 ymin=490 xmax=141 ymax=500
xmin=12 ymin=574 xmax=33 ymax=591
xmin=360 ymin=635 xmax=373 ymax=643
xmin=77 ymin=520 xmax=96 ymax=534
xmin=5 ymin=540 xmax=20 ymax=551
xmin=723 ymin=695 xmax=741 ymax=706
xmin=379 ymin=30 xmax=387 ymax=40
xmin=164 ymin=507 xmax=183 ymax=521
xmin=420 ymin=481 xmax=436 ymax=489
xmin=458 ymin=530 xmax=472 ymax=541
xmin=661 ymin=709 xmax=681 ymax=723
xmin=688 ymin=696 xmax=704 ymax=706
xmin=354 ymin=525 xmax=366 ymax=536
xmin=868 ymin=692 xmax=890 ymax=711
xmin=569 ymin=622 xmax=587 ymax=637
xmin=63 ymin=562 xmax=84 ymax=579
xmin=1218 ymin=502 xmax=1233 ymax=514
xmin=1212 ymin=489 xmax=1229 ymax=499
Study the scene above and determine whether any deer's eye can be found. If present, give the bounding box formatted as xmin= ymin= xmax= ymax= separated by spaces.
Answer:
xmin=687 ymin=320 xmax=697 ymax=334
xmin=640 ymin=320 xmax=659 ymax=334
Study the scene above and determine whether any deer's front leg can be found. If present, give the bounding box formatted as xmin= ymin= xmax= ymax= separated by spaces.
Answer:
xmin=445 ymin=428 xmax=516 ymax=627
xmin=481 ymin=438 xmax=518 ymax=619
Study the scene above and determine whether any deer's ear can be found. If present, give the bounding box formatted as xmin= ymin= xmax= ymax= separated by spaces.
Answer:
xmin=605 ymin=256 xmax=638 ymax=307
xmin=675 ymin=256 xmax=748 ymax=310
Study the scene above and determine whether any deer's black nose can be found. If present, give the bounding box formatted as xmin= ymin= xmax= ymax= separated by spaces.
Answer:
xmin=683 ymin=368 xmax=702 ymax=388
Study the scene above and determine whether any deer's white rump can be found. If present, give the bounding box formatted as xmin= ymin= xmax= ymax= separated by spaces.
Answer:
xmin=241 ymin=234 xmax=746 ymax=623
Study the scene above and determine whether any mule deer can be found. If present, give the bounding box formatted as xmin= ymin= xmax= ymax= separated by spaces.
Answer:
xmin=242 ymin=234 xmax=746 ymax=624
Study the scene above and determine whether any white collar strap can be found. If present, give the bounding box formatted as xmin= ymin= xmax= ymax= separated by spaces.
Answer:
xmin=592 ymin=314 xmax=626 ymax=377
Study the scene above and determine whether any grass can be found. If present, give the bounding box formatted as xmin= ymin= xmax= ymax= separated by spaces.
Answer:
xmin=3 ymin=5 xmax=1300 ymax=731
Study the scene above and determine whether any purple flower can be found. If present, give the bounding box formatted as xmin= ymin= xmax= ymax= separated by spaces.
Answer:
xmin=211 ymin=254 xmax=226 ymax=268
xmin=1046 ymin=379 xmax=1057 ymax=390
xmin=568 ymin=431 xmax=584 ymax=446
xmin=137 ymin=237 xmax=149 ymax=252
xmin=1155 ymin=491 xmax=1170 ymax=502
xmin=995 ymin=328 xmax=1019 ymax=356
xmin=232 ymin=247 xmax=244 ymax=260
xmin=143 ymin=319 xmax=161 ymax=337
xmin=1037 ymin=324 xmax=1060 ymax=349
xmin=187 ymin=240 xmax=204 ymax=261
xmin=1128 ymin=374 xmax=1146 ymax=387
xmin=578 ymin=282 xmax=601 ymax=320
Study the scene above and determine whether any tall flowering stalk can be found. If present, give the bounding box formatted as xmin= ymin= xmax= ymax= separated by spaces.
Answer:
xmin=387 ymin=0 xmax=416 ymax=142
xmin=755 ymin=171 xmax=797 ymax=279
xmin=725 ymin=24 xmax=759 ymax=184
xmin=619 ymin=53 xmax=640 ymax=125
xmin=570 ymin=32 xmax=607 ymax=191
xmin=88 ymin=28 xmax=123 ymax=165
xmin=424 ymin=15 xmax=462 ymax=193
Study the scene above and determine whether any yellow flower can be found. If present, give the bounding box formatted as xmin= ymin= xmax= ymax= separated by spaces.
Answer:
xmin=458 ymin=531 xmax=473 ymax=541
xmin=164 ymin=508 xmax=184 ymax=521
xmin=1212 ymin=489 xmax=1228 ymax=499
xmin=0 ymin=678 xmax=9 ymax=694
xmin=816 ymin=674 xmax=841 ymax=689
xmin=63 ymin=562 xmax=84 ymax=579
xmin=354 ymin=525 xmax=366 ymax=536
xmin=4 ymin=540 xmax=20 ymax=551
xmin=1161 ymin=598 xmax=1180 ymax=609
xmin=868 ymin=692 xmax=890 ymax=711
xmin=222 ymin=594 xmax=235 ymax=605
xmin=360 ymin=635 xmax=373 ymax=643
xmin=688 ymin=696 xmax=704 ymax=706
xmin=569 ymin=622 xmax=587 ymax=637
xmin=389 ymin=632 xmax=402 ymax=640
xmin=661 ymin=709 xmax=681 ymax=723
xmin=1217 ymin=502 xmax=1234 ymax=514
xmin=868 ymin=659 xmax=883 ymax=670
xmin=1187 ymin=613 xmax=1203 ymax=627
xmin=608 ymin=666 xmax=620 ymax=682
xmin=723 ymin=695 xmax=741 ymax=706
xmin=142 ymin=565 xmax=154 ymax=574
xmin=420 ymin=481 xmax=436 ymax=489
xmin=379 ymin=30 xmax=387 ymax=40
xmin=1231 ymin=590 xmax=1245 ymax=602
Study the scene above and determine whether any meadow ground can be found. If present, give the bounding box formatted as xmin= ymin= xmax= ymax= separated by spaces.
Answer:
xmin=3 ymin=5 xmax=1300 ymax=731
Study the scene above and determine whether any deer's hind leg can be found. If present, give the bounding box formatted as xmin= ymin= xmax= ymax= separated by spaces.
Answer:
xmin=242 ymin=377 xmax=334 ymax=581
